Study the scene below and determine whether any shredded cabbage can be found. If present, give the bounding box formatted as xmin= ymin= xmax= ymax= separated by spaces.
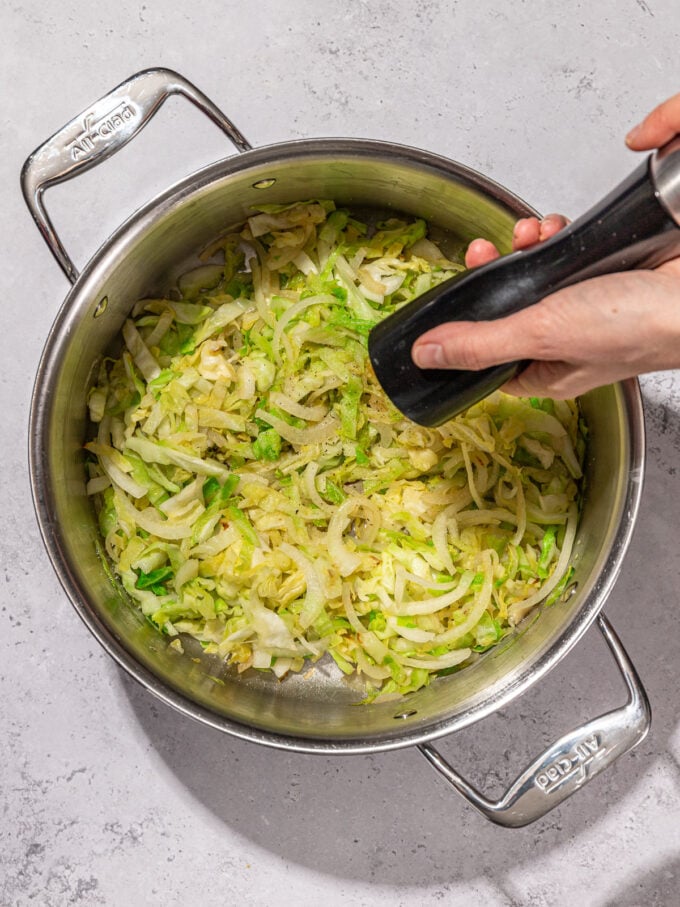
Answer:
xmin=85 ymin=200 xmax=585 ymax=702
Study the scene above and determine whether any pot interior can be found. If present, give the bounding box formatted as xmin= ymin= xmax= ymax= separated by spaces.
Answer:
xmin=31 ymin=140 xmax=644 ymax=752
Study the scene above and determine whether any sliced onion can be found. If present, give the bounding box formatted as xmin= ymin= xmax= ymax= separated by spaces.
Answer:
xmin=431 ymin=557 xmax=493 ymax=644
xmin=357 ymin=265 xmax=386 ymax=294
xmin=269 ymin=391 xmax=327 ymax=422
xmin=271 ymin=294 xmax=336 ymax=363
xmin=254 ymin=408 xmax=339 ymax=446
xmin=174 ymin=559 xmax=198 ymax=591
xmin=510 ymin=478 xmax=527 ymax=547
xmin=379 ymin=571 xmax=475 ymax=617
xmin=524 ymin=506 xmax=569 ymax=525
xmin=278 ymin=542 xmax=325 ymax=630
xmin=386 ymin=617 xmax=435 ymax=643
xmin=400 ymin=648 xmax=471 ymax=670
xmin=456 ymin=508 xmax=517 ymax=526
xmin=509 ymin=505 xmax=579 ymax=624
xmin=461 ymin=444 xmax=486 ymax=510
xmin=100 ymin=456 xmax=147 ymax=499
xmin=125 ymin=436 xmax=231 ymax=479
xmin=342 ymin=586 xmax=371 ymax=634
xmin=326 ymin=498 xmax=363 ymax=577
xmin=302 ymin=462 xmax=333 ymax=514
xmin=431 ymin=508 xmax=457 ymax=575
xmin=445 ymin=420 xmax=496 ymax=453
xmin=393 ymin=567 xmax=461 ymax=606
xmin=115 ymin=493 xmax=194 ymax=540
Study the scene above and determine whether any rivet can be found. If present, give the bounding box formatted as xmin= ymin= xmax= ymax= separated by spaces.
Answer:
xmin=93 ymin=296 xmax=108 ymax=318
xmin=393 ymin=709 xmax=417 ymax=720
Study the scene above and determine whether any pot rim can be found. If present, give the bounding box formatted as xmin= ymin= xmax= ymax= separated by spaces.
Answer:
xmin=28 ymin=137 xmax=647 ymax=754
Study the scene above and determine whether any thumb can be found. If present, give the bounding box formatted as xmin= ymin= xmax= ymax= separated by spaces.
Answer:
xmin=412 ymin=311 xmax=542 ymax=371
xmin=626 ymin=91 xmax=680 ymax=150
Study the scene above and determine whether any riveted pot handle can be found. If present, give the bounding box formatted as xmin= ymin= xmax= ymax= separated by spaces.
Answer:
xmin=418 ymin=614 xmax=650 ymax=827
xmin=21 ymin=67 xmax=252 ymax=285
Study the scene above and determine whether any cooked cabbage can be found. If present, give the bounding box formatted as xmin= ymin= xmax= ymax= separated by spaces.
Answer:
xmin=85 ymin=200 xmax=585 ymax=701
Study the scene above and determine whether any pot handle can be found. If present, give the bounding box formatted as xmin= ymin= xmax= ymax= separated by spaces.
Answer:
xmin=418 ymin=613 xmax=650 ymax=827
xmin=21 ymin=67 xmax=252 ymax=285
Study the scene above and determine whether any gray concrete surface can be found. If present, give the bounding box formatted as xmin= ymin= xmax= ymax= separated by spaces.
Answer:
xmin=2 ymin=1 xmax=680 ymax=904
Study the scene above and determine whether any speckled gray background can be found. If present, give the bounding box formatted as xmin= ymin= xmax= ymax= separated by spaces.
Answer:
xmin=3 ymin=1 xmax=680 ymax=904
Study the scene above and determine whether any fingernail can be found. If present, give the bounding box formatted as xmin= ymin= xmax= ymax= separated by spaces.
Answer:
xmin=413 ymin=343 xmax=445 ymax=369
xmin=625 ymin=123 xmax=642 ymax=146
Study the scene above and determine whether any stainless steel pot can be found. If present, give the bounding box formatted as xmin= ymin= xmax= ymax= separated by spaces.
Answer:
xmin=23 ymin=68 xmax=650 ymax=827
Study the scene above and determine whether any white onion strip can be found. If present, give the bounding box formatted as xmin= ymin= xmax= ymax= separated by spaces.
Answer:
xmin=303 ymin=462 xmax=333 ymax=514
xmin=508 ymin=505 xmax=579 ymax=625
xmin=510 ymin=476 xmax=527 ymax=547
xmin=400 ymin=648 xmax=471 ymax=670
xmin=386 ymin=617 xmax=435 ymax=643
xmin=269 ymin=391 xmax=328 ymax=422
xmin=379 ymin=570 xmax=475 ymax=617
xmin=254 ymin=408 xmax=339 ymax=447
xmin=462 ymin=444 xmax=486 ymax=510
xmin=272 ymin=294 xmax=336 ymax=363
xmin=429 ymin=556 xmax=493 ymax=644
xmin=278 ymin=542 xmax=325 ymax=630
xmin=115 ymin=491 xmax=194 ymax=540
xmin=92 ymin=450 xmax=147 ymax=499
xmin=326 ymin=498 xmax=367 ymax=577
xmin=456 ymin=508 xmax=517 ymax=526
xmin=431 ymin=507 xmax=457 ymax=575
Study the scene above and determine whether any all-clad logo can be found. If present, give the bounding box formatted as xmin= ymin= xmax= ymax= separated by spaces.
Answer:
xmin=535 ymin=736 xmax=604 ymax=794
xmin=67 ymin=100 xmax=136 ymax=160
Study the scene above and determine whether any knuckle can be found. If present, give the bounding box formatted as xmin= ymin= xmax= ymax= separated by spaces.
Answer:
xmin=524 ymin=304 xmax=563 ymax=360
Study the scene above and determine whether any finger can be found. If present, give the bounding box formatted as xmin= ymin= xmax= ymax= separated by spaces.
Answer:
xmin=625 ymin=91 xmax=680 ymax=150
xmin=464 ymin=238 xmax=501 ymax=268
xmin=513 ymin=214 xmax=569 ymax=251
xmin=501 ymin=361 xmax=591 ymax=399
xmin=465 ymin=214 xmax=570 ymax=268
xmin=512 ymin=217 xmax=541 ymax=250
xmin=539 ymin=213 xmax=570 ymax=241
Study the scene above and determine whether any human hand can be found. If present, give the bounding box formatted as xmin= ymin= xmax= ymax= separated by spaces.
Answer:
xmin=411 ymin=93 xmax=680 ymax=399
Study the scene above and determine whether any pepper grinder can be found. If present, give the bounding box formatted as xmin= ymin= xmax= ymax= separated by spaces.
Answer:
xmin=368 ymin=137 xmax=680 ymax=426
